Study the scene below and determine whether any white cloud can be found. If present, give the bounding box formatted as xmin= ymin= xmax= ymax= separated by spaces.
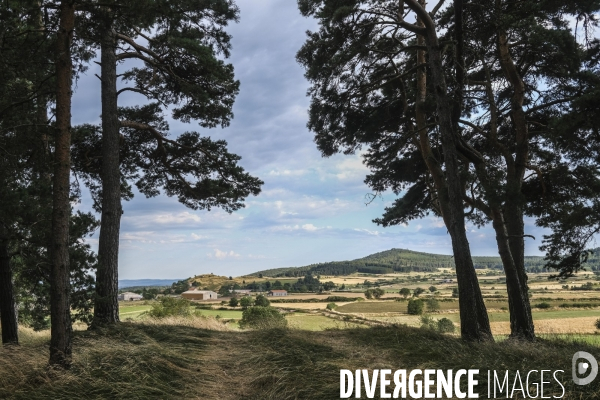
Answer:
xmin=209 ymin=249 xmax=241 ymax=259
xmin=270 ymin=223 xmax=330 ymax=233
xmin=268 ymin=169 xmax=307 ymax=176
xmin=150 ymin=211 xmax=202 ymax=224
xmin=353 ymin=228 xmax=381 ymax=236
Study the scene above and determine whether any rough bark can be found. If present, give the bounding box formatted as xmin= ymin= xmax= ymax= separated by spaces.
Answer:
xmin=49 ymin=0 xmax=74 ymax=368
xmin=93 ymin=22 xmax=121 ymax=326
xmin=0 ymin=228 xmax=18 ymax=345
xmin=491 ymin=207 xmax=534 ymax=340
xmin=407 ymin=0 xmax=492 ymax=341
xmin=496 ymin=26 xmax=535 ymax=340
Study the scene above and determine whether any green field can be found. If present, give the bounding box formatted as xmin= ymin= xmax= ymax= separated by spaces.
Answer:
xmin=119 ymin=304 xmax=152 ymax=320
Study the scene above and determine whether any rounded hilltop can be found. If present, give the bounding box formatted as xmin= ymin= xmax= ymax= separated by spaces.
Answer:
xmin=186 ymin=273 xmax=269 ymax=291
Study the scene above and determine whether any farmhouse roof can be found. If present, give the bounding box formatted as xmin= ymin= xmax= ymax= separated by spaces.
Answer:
xmin=182 ymin=290 xmax=217 ymax=294
xmin=269 ymin=290 xmax=287 ymax=293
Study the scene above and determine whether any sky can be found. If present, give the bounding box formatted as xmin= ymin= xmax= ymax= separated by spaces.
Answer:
xmin=71 ymin=0 xmax=551 ymax=279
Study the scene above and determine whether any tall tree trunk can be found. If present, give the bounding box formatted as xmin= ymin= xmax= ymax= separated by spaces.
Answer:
xmin=408 ymin=0 xmax=492 ymax=341
xmin=491 ymin=207 xmax=534 ymax=340
xmin=0 ymin=227 xmax=18 ymax=345
xmin=49 ymin=0 xmax=74 ymax=368
xmin=93 ymin=22 xmax=121 ymax=326
xmin=496 ymin=23 xmax=535 ymax=340
xmin=504 ymin=202 xmax=534 ymax=338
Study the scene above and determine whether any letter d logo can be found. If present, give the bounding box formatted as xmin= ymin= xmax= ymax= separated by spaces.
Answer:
xmin=572 ymin=351 xmax=598 ymax=385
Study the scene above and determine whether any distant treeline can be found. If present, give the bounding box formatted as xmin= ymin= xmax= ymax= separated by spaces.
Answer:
xmin=251 ymin=248 xmax=600 ymax=277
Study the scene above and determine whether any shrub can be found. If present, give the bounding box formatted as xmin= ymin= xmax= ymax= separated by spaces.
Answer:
xmin=239 ymin=306 xmax=288 ymax=329
xmin=413 ymin=287 xmax=425 ymax=297
xmin=437 ymin=318 xmax=455 ymax=333
xmin=428 ymin=286 xmax=437 ymax=293
xmin=399 ymin=288 xmax=411 ymax=298
xmin=426 ymin=298 xmax=440 ymax=312
xmin=229 ymin=297 xmax=239 ymax=307
xmin=365 ymin=288 xmax=385 ymax=299
xmin=240 ymin=296 xmax=255 ymax=309
xmin=407 ymin=299 xmax=424 ymax=315
xmin=535 ymin=302 xmax=551 ymax=309
xmin=451 ymin=288 xmax=459 ymax=298
xmin=364 ymin=288 xmax=385 ymax=299
xmin=595 ymin=319 xmax=600 ymax=330
xmin=325 ymin=296 xmax=361 ymax=302
xmin=254 ymin=294 xmax=270 ymax=307
xmin=148 ymin=297 xmax=191 ymax=318
xmin=420 ymin=315 xmax=436 ymax=330
xmin=326 ymin=302 xmax=337 ymax=310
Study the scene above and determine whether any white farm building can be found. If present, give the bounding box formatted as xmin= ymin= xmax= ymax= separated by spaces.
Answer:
xmin=118 ymin=292 xmax=143 ymax=301
xmin=181 ymin=289 xmax=218 ymax=300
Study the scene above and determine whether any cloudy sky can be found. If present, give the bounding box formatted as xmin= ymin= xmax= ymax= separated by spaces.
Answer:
xmin=72 ymin=0 xmax=549 ymax=279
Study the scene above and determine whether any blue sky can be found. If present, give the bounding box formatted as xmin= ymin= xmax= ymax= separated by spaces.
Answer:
xmin=71 ymin=0 xmax=550 ymax=279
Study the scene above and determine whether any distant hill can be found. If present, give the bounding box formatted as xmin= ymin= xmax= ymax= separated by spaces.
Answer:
xmin=249 ymin=248 xmax=600 ymax=277
xmin=185 ymin=274 xmax=270 ymax=291
xmin=118 ymin=279 xmax=182 ymax=289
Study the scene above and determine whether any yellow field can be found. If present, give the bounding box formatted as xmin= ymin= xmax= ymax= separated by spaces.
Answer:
xmin=490 ymin=317 xmax=600 ymax=335
xmin=276 ymin=302 xmax=345 ymax=310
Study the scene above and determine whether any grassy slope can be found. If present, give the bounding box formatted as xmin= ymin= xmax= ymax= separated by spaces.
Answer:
xmin=1 ymin=323 xmax=599 ymax=399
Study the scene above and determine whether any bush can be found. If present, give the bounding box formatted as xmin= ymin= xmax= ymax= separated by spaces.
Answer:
xmin=407 ymin=299 xmax=424 ymax=315
xmin=420 ymin=315 xmax=436 ymax=330
xmin=325 ymin=296 xmax=361 ymax=302
xmin=534 ymin=302 xmax=551 ymax=309
xmin=240 ymin=296 xmax=255 ymax=309
xmin=229 ymin=297 xmax=239 ymax=307
xmin=365 ymin=288 xmax=385 ymax=299
xmin=437 ymin=318 xmax=455 ymax=333
xmin=452 ymin=288 xmax=459 ymax=298
xmin=326 ymin=302 xmax=337 ymax=310
xmin=426 ymin=298 xmax=440 ymax=312
xmin=595 ymin=319 xmax=600 ymax=330
xmin=239 ymin=306 xmax=287 ymax=329
xmin=254 ymin=294 xmax=270 ymax=307
xmin=148 ymin=297 xmax=191 ymax=318
xmin=413 ymin=288 xmax=425 ymax=297
xmin=428 ymin=286 xmax=437 ymax=293
xmin=399 ymin=288 xmax=411 ymax=298
xmin=420 ymin=316 xmax=456 ymax=334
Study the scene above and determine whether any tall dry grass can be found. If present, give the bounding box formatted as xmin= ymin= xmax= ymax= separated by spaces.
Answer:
xmin=1 ymin=319 xmax=600 ymax=399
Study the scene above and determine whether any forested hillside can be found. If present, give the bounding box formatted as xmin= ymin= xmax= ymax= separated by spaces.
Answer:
xmin=251 ymin=248 xmax=600 ymax=277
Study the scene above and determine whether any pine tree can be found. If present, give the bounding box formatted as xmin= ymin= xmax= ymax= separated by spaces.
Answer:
xmin=297 ymin=0 xmax=492 ymax=341
xmin=71 ymin=0 xmax=262 ymax=325
xmin=297 ymin=0 xmax=600 ymax=340
xmin=0 ymin=0 xmax=97 ymax=352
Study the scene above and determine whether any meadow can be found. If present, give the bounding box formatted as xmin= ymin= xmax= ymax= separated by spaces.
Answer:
xmin=3 ymin=269 xmax=598 ymax=399
xmin=1 ymin=321 xmax=599 ymax=399
xmin=123 ymin=269 xmax=600 ymax=337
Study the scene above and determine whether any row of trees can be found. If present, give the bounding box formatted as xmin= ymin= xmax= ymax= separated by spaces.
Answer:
xmin=299 ymin=0 xmax=600 ymax=341
xmin=0 ymin=0 xmax=261 ymax=367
